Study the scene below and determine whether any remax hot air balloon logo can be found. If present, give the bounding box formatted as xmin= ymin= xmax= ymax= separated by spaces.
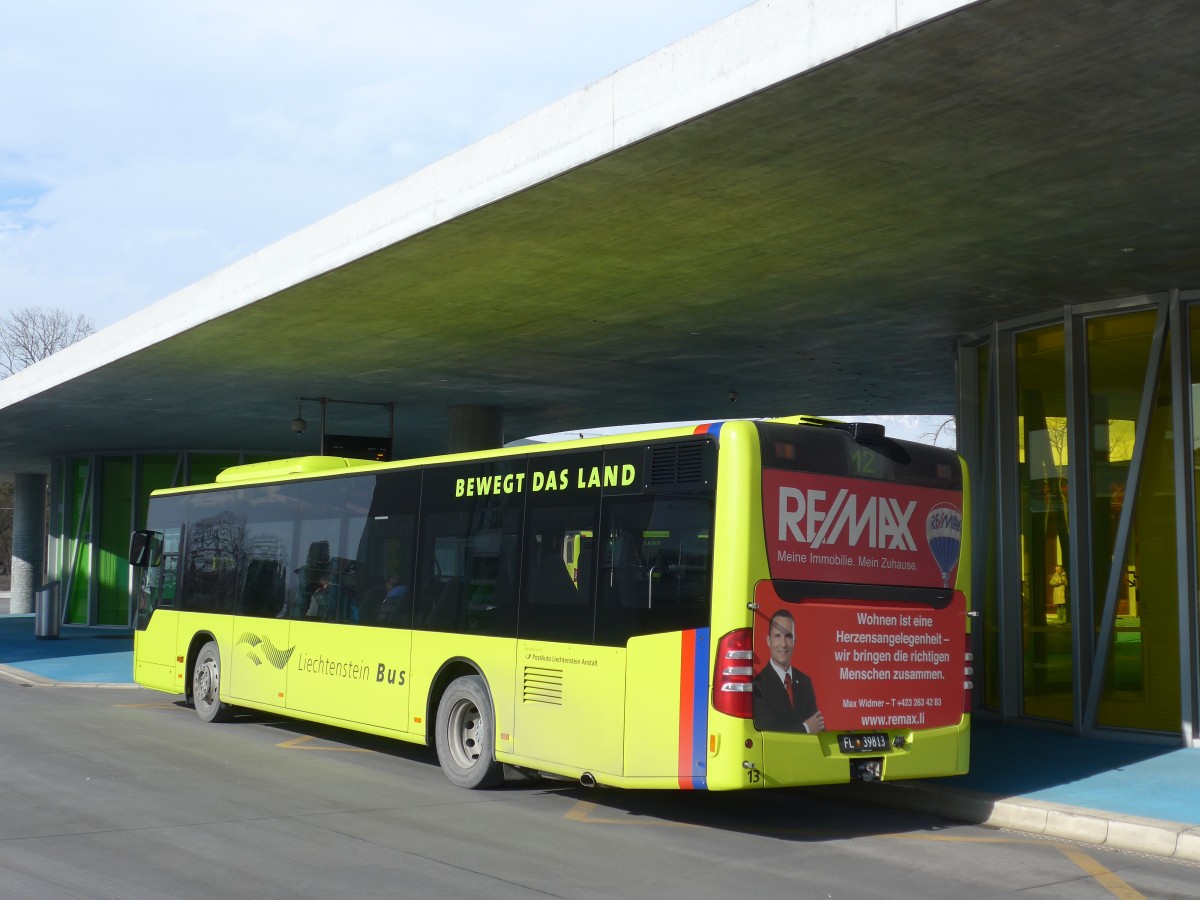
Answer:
xmin=925 ymin=503 xmax=963 ymax=588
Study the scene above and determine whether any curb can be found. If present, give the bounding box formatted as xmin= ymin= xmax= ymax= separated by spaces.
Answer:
xmin=0 ymin=663 xmax=142 ymax=690
xmin=831 ymin=780 xmax=1200 ymax=863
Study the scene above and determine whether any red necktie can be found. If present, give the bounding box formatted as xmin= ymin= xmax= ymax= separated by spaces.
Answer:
xmin=785 ymin=673 xmax=794 ymax=708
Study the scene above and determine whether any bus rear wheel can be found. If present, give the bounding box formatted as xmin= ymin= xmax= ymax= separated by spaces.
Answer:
xmin=435 ymin=675 xmax=504 ymax=789
xmin=193 ymin=640 xmax=234 ymax=723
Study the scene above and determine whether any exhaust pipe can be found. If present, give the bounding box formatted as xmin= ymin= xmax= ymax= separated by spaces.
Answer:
xmin=850 ymin=759 xmax=883 ymax=782
xmin=580 ymin=772 xmax=596 ymax=788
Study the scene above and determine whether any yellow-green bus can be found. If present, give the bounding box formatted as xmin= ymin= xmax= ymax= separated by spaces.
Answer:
xmin=130 ymin=417 xmax=971 ymax=790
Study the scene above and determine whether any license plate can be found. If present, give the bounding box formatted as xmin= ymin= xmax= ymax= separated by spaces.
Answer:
xmin=838 ymin=732 xmax=889 ymax=753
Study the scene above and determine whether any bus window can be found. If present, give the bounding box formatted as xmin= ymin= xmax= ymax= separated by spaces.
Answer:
xmin=182 ymin=499 xmax=242 ymax=615
xmin=517 ymin=450 xmax=602 ymax=643
xmin=595 ymin=494 xmax=714 ymax=645
xmin=133 ymin=516 xmax=183 ymax=631
xmin=355 ymin=469 xmax=420 ymax=628
xmin=239 ymin=554 xmax=286 ymax=618
xmin=159 ymin=524 xmax=181 ymax=607
xmin=520 ymin=505 xmax=598 ymax=643
xmin=417 ymin=461 xmax=522 ymax=636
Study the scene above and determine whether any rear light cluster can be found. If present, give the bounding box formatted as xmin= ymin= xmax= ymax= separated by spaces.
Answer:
xmin=964 ymin=632 xmax=975 ymax=713
xmin=712 ymin=628 xmax=754 ymax=719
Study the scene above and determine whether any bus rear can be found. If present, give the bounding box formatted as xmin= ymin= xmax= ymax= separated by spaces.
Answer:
xmin=705 ymin=419 xmax=970 ymax=789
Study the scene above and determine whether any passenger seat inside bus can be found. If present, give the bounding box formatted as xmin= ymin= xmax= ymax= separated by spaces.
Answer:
xmin=529 ymin=551 xmax=584 ymax=606
xmin=424 ymin=578 xmax=463 ymax=630
xmin=608 ymin=531 xmax=646 ymax=607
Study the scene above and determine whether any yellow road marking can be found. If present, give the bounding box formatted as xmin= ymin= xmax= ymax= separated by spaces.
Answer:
xmin=1056 ymin=846 xmax=1146 ymax=899
xmin=276 ymin=735 xmax=368 ymax=752
xmin=113 ymin=702 xmax=180 ymax=709
xmin=565 ymin=800 xmax=699 ymax=829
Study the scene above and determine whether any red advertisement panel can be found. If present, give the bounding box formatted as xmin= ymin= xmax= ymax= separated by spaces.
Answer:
xmin=751 ymin=582 xmax=966 ymax=733
xmin=762 ymin=469 xmax=963 ymax=589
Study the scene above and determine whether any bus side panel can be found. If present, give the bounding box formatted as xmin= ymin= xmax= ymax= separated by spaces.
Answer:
xmin=413 ymin=633 xmax=519 ymax=747
xmin=285 ymin=621 xmax=412 ymax=732
xmin=134 ymin=609 xmax=181 ymax=694
xmin=623 ymin=630 xmax=710 ymax=787
xmin=511 ymin=639 xmax=625 ymax=779
xmin=706 ymin=420 xmax=764 ymax=643
xmin=228 ymin=615 xmax=292 ymax=710
xmin=177 ymin=615 xmax=236 ymax=698
xmin=702 ymin=421 xmax=767 ymax=791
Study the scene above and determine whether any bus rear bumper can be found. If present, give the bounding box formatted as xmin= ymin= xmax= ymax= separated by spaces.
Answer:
xmin=743 ymin=715 xmax=970 ymax=788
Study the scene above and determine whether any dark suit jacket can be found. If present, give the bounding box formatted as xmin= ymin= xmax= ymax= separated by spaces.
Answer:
xmin=753 ymin=665 xmax=819 ymax=733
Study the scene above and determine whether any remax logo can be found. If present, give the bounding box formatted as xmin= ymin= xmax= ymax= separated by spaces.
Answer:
xmin=777 ymin=487 xmax=918 ymax=551
xmin=925 ymin=502 xmax=964 ymax=587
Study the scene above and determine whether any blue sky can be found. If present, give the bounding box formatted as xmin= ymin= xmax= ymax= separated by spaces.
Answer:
xmin=0 ymin=1 xmax=952 ymax=446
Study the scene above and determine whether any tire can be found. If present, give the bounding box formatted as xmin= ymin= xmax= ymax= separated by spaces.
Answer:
xmin=193 ymin=640 xmax=234 ymax=723
xmin=435 ymin=675 xmax=504 ymax=789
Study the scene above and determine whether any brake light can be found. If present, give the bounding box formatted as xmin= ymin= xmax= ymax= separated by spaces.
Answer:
xmin=712 ymin=627 xmax=754 ymax=719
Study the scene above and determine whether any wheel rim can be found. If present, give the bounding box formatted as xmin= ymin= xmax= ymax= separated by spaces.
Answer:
xmin=195 ymin=655 xmax=219 ymax=711
xmin=446 ymin=696 xmax=483 ymax=771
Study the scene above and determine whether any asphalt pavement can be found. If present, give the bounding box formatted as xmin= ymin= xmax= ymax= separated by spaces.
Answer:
xmin=1 ymin=606 xmax=1197 ymax=863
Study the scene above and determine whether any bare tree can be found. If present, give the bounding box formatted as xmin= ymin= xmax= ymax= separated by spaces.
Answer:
xmin=921 ymin=416 xmax=957 ymax=448
xmin=0 ymin=306 xmax=97 ymax=377
xmin=1 ymin=307 xmax=95 ymax=601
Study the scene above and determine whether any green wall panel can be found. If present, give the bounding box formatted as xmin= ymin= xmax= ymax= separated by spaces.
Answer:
xmin=65 ymin=459 xmax=91 ymax=624
xmin=97 ymin=457 xmax=133 ymax=626
xmin=189 ymin=454 xmax=240 ymax=486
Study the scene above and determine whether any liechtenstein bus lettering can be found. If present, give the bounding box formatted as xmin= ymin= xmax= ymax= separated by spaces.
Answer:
xmin=130 ymin=416 xmax=970 ymax=791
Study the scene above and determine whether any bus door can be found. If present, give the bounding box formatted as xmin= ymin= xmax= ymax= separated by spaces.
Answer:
xmin=596 ymin=492 xmax=716 ymax=783
xmin=228 ymin=552 xmax=293 ymax=709
xmin=132 ymin=523 xmax=183 ymax=693
xmin=513 ymin=493 xmax=625 ymax=776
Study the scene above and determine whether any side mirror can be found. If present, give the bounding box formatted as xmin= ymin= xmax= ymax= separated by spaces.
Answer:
xmin=129 ymin=530 xmax=164 ymax=568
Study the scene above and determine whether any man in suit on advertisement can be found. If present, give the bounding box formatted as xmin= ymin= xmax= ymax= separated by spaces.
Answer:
xmin=753 ymin=608 xmax=825 ymax=734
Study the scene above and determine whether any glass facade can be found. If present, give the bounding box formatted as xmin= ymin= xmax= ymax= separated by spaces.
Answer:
xmin=964 ymin=293 xmax=1199 ymax=744
xmin=49 ymin=450 xmax=282 ymax=627
xmin=1016 ymin=326 xmax=1072 ymax=722
xmin=1087 ymin=313 xmax=1180 ymax=730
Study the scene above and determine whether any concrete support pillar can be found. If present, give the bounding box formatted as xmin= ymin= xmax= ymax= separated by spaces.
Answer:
xmin=10 ymin=473 xmax=47 ymax=615
xmin=447 ymin=405 xmax=504 ymax=453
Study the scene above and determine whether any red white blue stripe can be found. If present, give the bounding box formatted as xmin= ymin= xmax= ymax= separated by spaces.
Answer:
xmin=677 ymin=628 xmax=710 ymax=789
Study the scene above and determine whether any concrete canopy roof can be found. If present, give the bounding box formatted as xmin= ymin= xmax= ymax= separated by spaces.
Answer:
xmin=2 ymin=0 xmax=1199 ymax=475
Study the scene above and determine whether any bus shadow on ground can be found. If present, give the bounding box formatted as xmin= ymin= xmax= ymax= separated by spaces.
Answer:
xmin=187 ymin=702 xmax=1186 ymax=837
xmin=171 ymin=702 xmax=1198 ymax=833
xmin=231 ymin=704 xmax=961 ymax=841
xmin=556 ymin=783 xmax=965 ymax=843
xmin=231 ymin=707 xmax=447 ymax=773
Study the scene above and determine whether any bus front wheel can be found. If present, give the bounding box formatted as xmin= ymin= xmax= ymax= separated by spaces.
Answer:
xmin=435 ymin=675 xmax=504 ymax=789
xmin=193 ymin=640 xmax=234 ymax=723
